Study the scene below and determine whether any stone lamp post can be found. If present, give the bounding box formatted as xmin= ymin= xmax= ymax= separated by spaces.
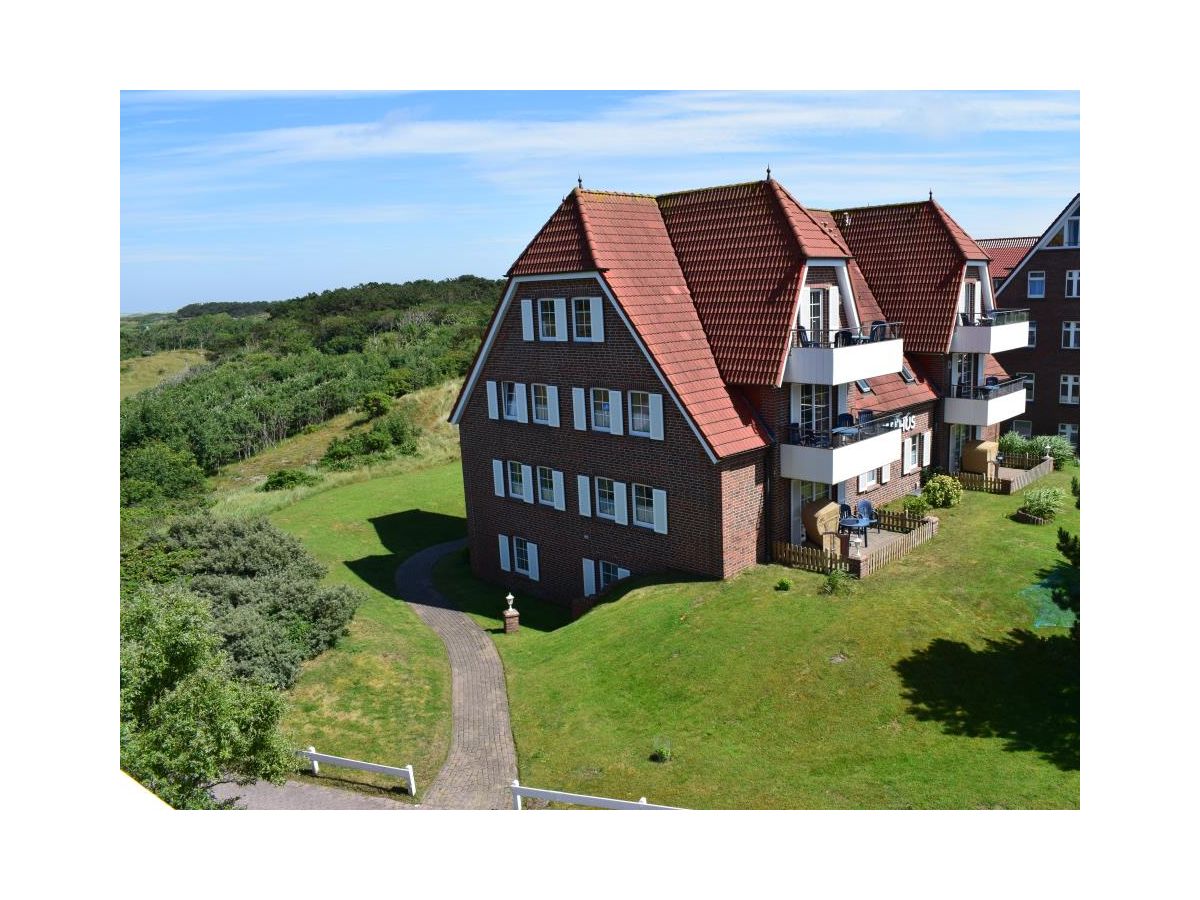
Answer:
xmin=503 ymin=592 xmax=520 ymax=634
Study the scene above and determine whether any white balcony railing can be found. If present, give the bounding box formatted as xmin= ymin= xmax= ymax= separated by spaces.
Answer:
xmin=783 ymin=322 xmax=903 ymax=385
xmin=942 ymin=377 xmax=1028 ymax=427
xmin=949 ymin=309 xmax=1030 ymax=355
xmin=780 ymin=415 xmax=903 ymax=484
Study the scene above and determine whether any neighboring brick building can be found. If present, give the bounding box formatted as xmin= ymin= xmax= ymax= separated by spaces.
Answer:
xmin=986 ymin=195 xmax=1081 ymax=451
xmin=450 ymin=180 xmax=1029 ymax=612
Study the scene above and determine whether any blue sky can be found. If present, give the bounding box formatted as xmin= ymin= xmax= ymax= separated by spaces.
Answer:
xmin=120 ymin=90 xmax=1079 ymax=313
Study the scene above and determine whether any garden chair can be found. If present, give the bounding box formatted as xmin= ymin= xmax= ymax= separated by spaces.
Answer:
xmin=838 ymin=503 xmax=855 ymax=534
xmin=856 ymin=499 xmax=880 ymax=534
xmin=835 ymin=328 xmax=855 ymax=347
xmin=796 ymin=325 xmax=812 ymax=348
xmin=836 ymin=412 xmax=854 ymax=429
xmin=858 ymin=410 xmax=874 ymax=427
xmin=869 ymin=320 xmax=888 ymax=342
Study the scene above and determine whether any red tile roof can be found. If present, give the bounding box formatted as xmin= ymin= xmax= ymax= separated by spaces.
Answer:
xmin=657 ymin=180 xmax=849 ymax=386
xmin=508 ymin=192 xmax=596 ymax=276
xmin=977 ymin=237 xmax=1038 ymax=280
xmin=829 ymin=199 xmax=986 ymax=355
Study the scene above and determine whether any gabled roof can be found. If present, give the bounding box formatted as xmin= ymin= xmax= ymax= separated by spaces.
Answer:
xmin=490 ymin=188 xmax=768 ymax=460
xmin=829 ymin=199 xmax=989 ymax=355
xmin=977 ymin=237 xmax=1038 ymax=280
xmin=657 ymin=180 xmax=849 ymax=385
xmin=994 ymin=194 xmax=1081 ymax=299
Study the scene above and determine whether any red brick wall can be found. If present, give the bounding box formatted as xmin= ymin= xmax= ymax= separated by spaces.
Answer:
xmin=842 ymin=405 xmax=935 ymax=510
xmin=720 ymin=454 xmax=767 ymax=575
xmin=458 ymin=275 xmax=759 ymax=609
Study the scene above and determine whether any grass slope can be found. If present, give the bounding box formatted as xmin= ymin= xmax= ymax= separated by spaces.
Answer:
xmin=119 ymin=349 xmax=207 ymax=399
xmin=268 ymin=461 xmax=466 ymax=799
xmin=435 ymin=467 xmax=1080 ymax=809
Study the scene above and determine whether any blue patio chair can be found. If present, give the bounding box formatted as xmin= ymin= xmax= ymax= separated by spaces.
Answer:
xmin=985 ymin=375 xmax=999 ymax=387
xmin=858 ymin=410 xmax=874 ymax=426
xmin=958 ymin=311 xmax=971 ymax=326
xmin=836 ymin=412 xmax=854 ymax=429
xmin=838 ymin=503 xmax=854 ymax=534
xmin=869 ymin=320 xmax=887 ymax=342
xmin=835 ymin=328 xmax=855 ymax=347
xmin=796 ymin=325 xmax=812 ymax=348
xmin=856 ymin=499 xmax=880 ymax=534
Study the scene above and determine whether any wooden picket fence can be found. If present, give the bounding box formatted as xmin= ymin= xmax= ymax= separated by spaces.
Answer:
xmin=1002 ymin=452 xmax=1044 ymax=470
xmin=876 ymin=509 xmax=925 ymax=533
xmin=956 ymin=456 xmax=1054 ymax=495
xmin=854 ymin=517 xmax=940 ymax=578
xmin=772 ymin=541 xmax=850 ymax=574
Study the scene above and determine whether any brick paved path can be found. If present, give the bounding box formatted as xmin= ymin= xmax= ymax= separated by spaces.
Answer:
xmin=396 ymin=538 xmax=518 ymax=810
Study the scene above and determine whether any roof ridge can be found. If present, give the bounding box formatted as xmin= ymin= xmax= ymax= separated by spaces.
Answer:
xmin=578 ymin=188 xmax=657 ymax=199
xmin=977 ymin=236 xmax=1040 ymax=244
xmin=832 ymin=199 xmax=931 ymax=214
xmin=655 ymin=178 xmax=768 ymax=200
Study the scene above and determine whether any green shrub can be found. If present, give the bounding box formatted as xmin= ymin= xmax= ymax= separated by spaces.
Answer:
xmin=1021 ymin=487 xmax=1066 ymax=521
xmin=377 ymin=410 xmax=419 ymax=455
xmin=120 ymin=442 xmax=207 ymax=508
xmin=920 ymin=465 xmax=947 ymax=487
xmin=259 ymin=468 xmax=321 ymax=492
xmin=998 ymin=430 xmax=1028 ymax=455
xmin=651 ymin=736 xmax=673 ymax=763
xmin=774 ymin=579 xmax=792 ymax=592
xmin=1071 ymin=475 xmax=1080 ymax=508
xmin=922 ymin=474 xmax=963 ymax=508
xmin=357 ymin=391 xmax=391 ymax=419
xmin=821 ymin=568 xmax=855 ymax=596
xmin=1030 ymin=435 xmax=1076 ymax=470
xmin=902 ymin=495 xmax=930 ymax=520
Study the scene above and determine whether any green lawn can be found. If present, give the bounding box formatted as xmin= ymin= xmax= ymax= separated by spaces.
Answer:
xmin=267 ymin=460 xmax=466 ymax=799
xmin=434 ymin=466 xmax=1080 ymax=809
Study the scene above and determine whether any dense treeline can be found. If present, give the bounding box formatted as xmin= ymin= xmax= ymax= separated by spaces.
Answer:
xmin=177 ymin=300 xmax=279 ymax=319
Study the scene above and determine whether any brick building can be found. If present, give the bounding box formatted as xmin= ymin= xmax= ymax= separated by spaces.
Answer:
xmin=985 ymin=195 xmax=1081 ymax=451
xmin=450 ymin=180 xmax=1029 ymax=612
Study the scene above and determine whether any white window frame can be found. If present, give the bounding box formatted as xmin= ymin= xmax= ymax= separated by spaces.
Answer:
xmin=1026 ymin=321 xmax=1038 ymax=348
xmin=798 ymin=481 xmax=830 ymax=504
xmin=572 ymin=297 xmax=593 ymax=341
xmin=632 ymin=483 xmax=655 ymax=529
xmin=538 ymin=298 xmax=559 ymax=340
xmin=1059 ymin=374 xmax=1079 ymax=405
xmin=590 ymin=388 xmax=612 ymax=432
xmin=531 ymin=383 xmax=550 ymax=424
xmin=595 ymin=477 xmax=617 ymax=520
xmin=1016 ymin=372 xmax=1035 ymax=403
xmin=599 ymin=560 xmax=619 ymax=591
xmin=1027 ymin=271 xmax=1046 ymax=300
xmin=1065 ymin=215 xmax=1079 ymax=248
xmin=1058 ymin=423 xmax=1079 ymax=447
xmin=903 ymin=436 xmax=919 ymax=474
xmin=513 ymin=537 xmax=532 ymax=576
xmin=507 ymin=461 xmax=525 ymax=499
xmin=1061 ymin=321 xmax=1080 ymax=350
xmin=501 ymin=381 xmax=518 ymax=420
xmin=859 ymin=468 xmax=879 ymax=491
xmin=628 ymin=391 xmax=652 ymax=437
xmin=1012 ymin=420 xmax=1033 ymax=439
xmin=1065 ymin=270 xmax=1080 ymax=299
xmin=537 ymin=465 xmax=556 ymax=507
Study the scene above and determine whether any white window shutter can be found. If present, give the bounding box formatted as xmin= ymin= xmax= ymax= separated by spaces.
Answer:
xmin=617 ymin=567 xmax=630 ymax=581
xmin=486 ymin=380 xmax=498 ymax=419
xmin=582 ymin=558 xmax=596 ymax=597
xmin=514 ymin=383 xmax=528 ymax=423
xmin=492 ymin=459 xmax=505 ymax=497
xmin=546 ymin=385 xmax=560 ymax=427
xmin=901 ymin=437 xmax=911 ymax=473
xmin=577 ymin=475 xmax=591 ymax=517
xmin=828 ymin=285 xmax=841 ymax=332
xmin=498 ymin=534 xmax=511 ymax=572
xmin=649 ymin=393 xmax=664 ymax=440
xmin=521 ymin=464 xmax=533 ymax=504
xmin=552 ymin=470 xmax=565 ymax=511
xmin=652 ymin=488 xmax=668 ymax=534
xmin=613 ymin=481 xmax=628 ymax=525
xmin=881 ymin=462 xmax=891 ymax=484
xmin=590 ymin=297 xmax=604 ymax=342
xmin=553 ymin=298 xmax=568 ymax=341
xmin=858 ymin=473 xmax=868 ymax=492
xmin=922 ymin=430 xmax=932 ymax=466
xmin=609 ymin=391 xmax=624 ymax=436
xmin=527 ymin=543 xmax=540 ymax=581
xmin=572 ymin=388 xmax=586 ymax=430
xmin=521 ymin=299 xmax=534 ymax=341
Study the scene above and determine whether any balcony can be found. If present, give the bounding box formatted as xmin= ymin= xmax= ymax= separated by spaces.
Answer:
xmin=780 ymin=413 xmax=903 ymax=484
xmin=949 ymin=308 xmax=1030 ymax=355
xmin=942 ymin=377 xmax=1028 ymax=427
xmin=783 ymin=322 xmax=904 ymax=386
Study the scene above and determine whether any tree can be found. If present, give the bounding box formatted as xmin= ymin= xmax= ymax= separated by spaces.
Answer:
xmin=120 ymin=583 xmax=293 ymax=808
xmin=1052 ymin=527 xmax=1080 ymax=639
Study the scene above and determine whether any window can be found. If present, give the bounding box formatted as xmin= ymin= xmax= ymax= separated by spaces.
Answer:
xmin=961 ymin=279 xmax=977 ymax=317
xmin=531 ymin=384 xmax=550 ymax=423
xmin=595 ymin=477 xmax=616 ymax=519
xmin=572 ymin=297 xmax=593 ymax=340
xmin=590 ymin=388 xmax=612 ymax=431
xmin=537 ymin=466 xmax=556 ymax=506
xmin=513 ymin=537 xmax=532 ymax=576
xmin=1058 ymin=423 xmax=1079 ymax=448
xmin=1065 ymin=270 xmax=1080 ymax=298
xmin=632 ymin=484 xmax=655 ymax=529
xmin=904 ymin=436 xmax=919 ymax=473
xmin=538 ymin=299 xmax=558 ymax=340
xmin=1027 ymin=321 xmax=1038 ymax=348
xmin=1011 ymin=420 xmax=1033 ymax=439
xmin=1066 ymin=215 xmax=1079 ymax=248
xmin=1062 ymin=321 xmax=1080 ymax=349
xmin=1028 ymin=271 xmax=1046 ymax=299
xmin=900 ymin=366 xmax=916 ymax=384
xmin=1059 ymin=374 xmax=1080 ymax=405
xmin=599 ymin=560 xmax=620 ymax=590
xmin=808 ymin=288 xmax=828 ymax=339
xmin=798 ymin=481 xmax=830 ymax=504
xmin=502 ymin=381 xmax=520 ymax=420
xmin=507 ymin=461 xmax=525 ymax=498
xmin=1016 ymin=373 xmax=1035 ymax=402
xmin=628 ymin=391 xmax=651 ymax=436
xmin=856 ymin=379 xmax=872 ymax=393
xmin=859 ymin=468 xmax=878 ymax=490
xmin=796 ymin=384 xmax=830 ymax=435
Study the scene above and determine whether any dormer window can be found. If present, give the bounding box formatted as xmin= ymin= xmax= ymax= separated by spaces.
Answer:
xmin=856 ymin=379 xmax=872 ymax=393
xmin=900 ymin=366 xmax=916 ymax=384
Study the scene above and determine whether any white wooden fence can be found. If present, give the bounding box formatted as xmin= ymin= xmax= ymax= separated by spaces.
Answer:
xmin=297 ymin=746 xmax=417 ymax=798
xmin=510 ymin=780 xmax=680 ymax=810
